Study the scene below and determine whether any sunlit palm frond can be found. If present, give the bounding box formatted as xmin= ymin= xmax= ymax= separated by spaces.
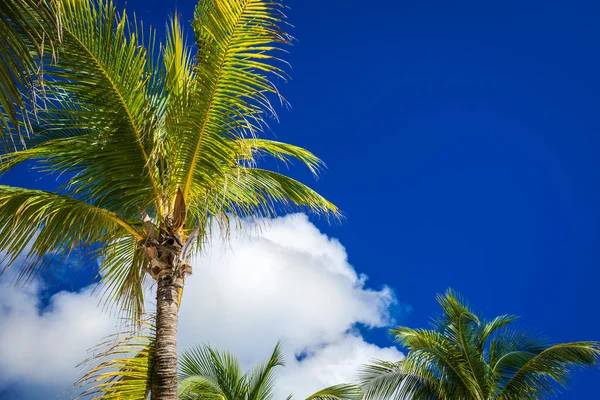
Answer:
xmin=0 ymin=185 xmax=140 ymax=282
xmin=359 ymin=359 xmax=442 ymax=400
xmin=237 ymin=139 xmax=324 ymax=176
xmin=170 ymin=0 xmax=293 ymax=204
xmin=96 ymin=235 xmax=150 ymax=321
xmin=76 ymin=320 xmax=155 ymax=399
xmin=305 ymin=384 xmax=364 ymax=400
xmin=361 ymin=289 xmax=600 ymax=400
xmin=212 ymin=167 xmax=337 ymax=219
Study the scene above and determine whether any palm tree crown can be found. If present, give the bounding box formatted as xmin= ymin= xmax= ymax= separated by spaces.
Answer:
xmin=178 ymin=343 xmax=362 ymax=400
xmin=1 ymin=1 xmax=338 ymax=398
xmin=0 ymin=0 xmax=337 ymax=317
xmin=360 ymin=289 xmax=600 ymax=400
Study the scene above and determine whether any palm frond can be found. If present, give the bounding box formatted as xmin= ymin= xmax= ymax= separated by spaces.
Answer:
xmin=75 ymin=320 xmax=155 ymax=399
xmin=209 ymin=167 xmax=338 ymax=219
xmin=0 ymin=185 xmax=140 ymax=282
xmin=95 ymin=235 xmax=150 ymax=321
xmin=171 ymin=0 xmax=292 ymax=204
xmin=247 ymin=341 xmax=285 ymax=400
xmin=236 ymin=139 xmax=324 ymax=176
xmin=365 ymin=290 xmax=600 ymax=400
xmin=497 ymin=342 xmax=600 ymax=400
xmin=1 ymin=0 xmax=163 ymax=215
xmin=359 ymin=359 xmax=441 ymax=400
xmin=0 ymin=0 xmax=60 ymax=139
xmin=179 ymin=344 xmax=245 ymax=399
xmin=305 ymin=384 xmax=363 ymax=400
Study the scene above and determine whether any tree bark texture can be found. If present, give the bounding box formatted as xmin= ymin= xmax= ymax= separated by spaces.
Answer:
xmin=151 ymin=274 xmax=180 ymax=400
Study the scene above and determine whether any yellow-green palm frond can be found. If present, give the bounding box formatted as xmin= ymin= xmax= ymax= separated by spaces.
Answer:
xmin=95 ymin=235 xmax=150 ymax=321
xmin=76 ymin=320 xmax=155 ymax=399
xmin=1 ymin=0 xmax=164 ymax=215
xmin=305 ymin=384 xmax=364 ymax=400
xmin=187 ymin=166 xmax=338 ymax=249
xmin=170 ymin=0 xmax=293 ymax=204
xmin=236 ymin=139 xmax=324 ymax=176
xmin=0 ymin=185 xmax=141 ymax=283
xmin=217 ymin=168 xmax=337 ymax=218
xmin=0 ymin=0 xmax=60 ymax=139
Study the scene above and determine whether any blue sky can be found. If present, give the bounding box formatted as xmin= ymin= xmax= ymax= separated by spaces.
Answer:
xmin=2 ymin=0 xmax=600 ymax=398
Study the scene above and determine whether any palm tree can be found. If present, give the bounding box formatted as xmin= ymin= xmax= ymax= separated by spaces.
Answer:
xmin=178 ymin=343 xmax=361 ymax=400
xmin=76 ymin=325 xmax=362 ymax=400
xmin=359 ymin=290 xmax=600 ymax=400
xmin=0 ymin=0 xmax=337 ymax=398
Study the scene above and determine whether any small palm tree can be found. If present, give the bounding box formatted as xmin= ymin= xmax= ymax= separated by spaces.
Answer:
xmin=360 ymin=290 xmax=600 ymax=400
xmin=76 ymin=326 xmax=362 ymax=400
xmin=0 ymin=0 xmax=337 ymax=398
xmin=178 ymin=343 xmax=362 ymax=400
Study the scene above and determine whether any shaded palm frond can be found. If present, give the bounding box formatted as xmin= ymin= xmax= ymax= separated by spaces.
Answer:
xmin=75 ymin=320 xmax=155 ymax=399
xmin=359 ymin=359 xmax=442 ymax=400
xmin=497 ymin=342 xmax=600 ymax=400
xmin=0 ymin=0 xmax=60 ymax=139
xmin=361 ymin=289 xmax=600 ymax=400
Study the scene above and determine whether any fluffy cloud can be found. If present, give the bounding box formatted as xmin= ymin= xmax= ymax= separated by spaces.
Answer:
xmin=0 ymin=214 xmax=404 ymax=399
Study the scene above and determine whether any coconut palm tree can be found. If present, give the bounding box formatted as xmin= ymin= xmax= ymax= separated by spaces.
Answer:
xmin=359 ymin=290 xmax=600 ymax=400
xmin=0 ymin=0 xmax=337 ymax=398
xmin=76 ymin=326 xmax=361 ymax=400
xmin=178 ymin=343 xmax=361 ymax=400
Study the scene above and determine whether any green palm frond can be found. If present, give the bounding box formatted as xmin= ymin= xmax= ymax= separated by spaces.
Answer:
xmin=95 ymin=235 xmax=150 ymax=320
xmin=236 ymin=139 xmax=324 ymax=176
xmin=0 ymin=185 xmax=140 ymax=282
xmin=1 ymin=0 xmax=163 ymax=215
xmin=497 ymin=342 xmax=600 ymax=400
xmin=170 ymin=0 xmax=293 ymax=204
xmin=359 ymin=359 xmax=442 ymax=400
xmin=209 ymin=167 xmax=337 ymax=219
xmin=179 ymin=342 xmax=360 ymax=400
xmin=360 ymin=289 xmax=600 ymax=400
xmin=76 ymin=320 xmax=155 ymax=399
xmin=247 ymin=342 xmax=285 ymax=400
xmin=179 ymin=345 xmax=246 ymax=399
xmin=0 ymin=0 xmax=60 ymax=138
xmin=305 ymin=384 xmax=363 ymax=400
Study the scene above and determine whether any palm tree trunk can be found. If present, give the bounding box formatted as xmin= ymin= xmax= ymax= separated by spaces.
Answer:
xmin=151 ymin=274 xmax=180 ymax=400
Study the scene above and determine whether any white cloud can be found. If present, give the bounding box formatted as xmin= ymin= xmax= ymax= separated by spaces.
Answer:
xmin=0 ymin=279 xmax=118 ymax=398
xmin=0 ymin=214 xmax=404 ymax=399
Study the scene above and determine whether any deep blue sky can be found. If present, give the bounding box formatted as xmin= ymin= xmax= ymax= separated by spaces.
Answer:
xmin=4 ymin=0 xmax=600 ymax=398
